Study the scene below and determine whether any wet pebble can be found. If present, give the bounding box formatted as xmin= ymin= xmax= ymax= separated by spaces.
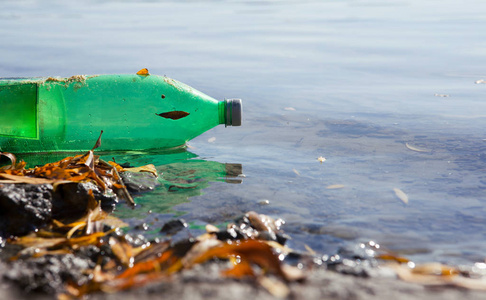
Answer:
xmin=120 ymin=171 xmax=160 ymax=193
xmin=258 ymin=199 xmax=270 ymax=206
xmin=215 ymin=211 xmax=289 ymax=245
xmin=135 ymin=223 xmax=150 ymax=231
xmin=160 ymin=219 xmax=188 ymax=236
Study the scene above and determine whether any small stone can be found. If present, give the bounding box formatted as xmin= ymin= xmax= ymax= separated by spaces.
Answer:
xmin=120 ymin=171 xmax=160 ymax=193
xmin=160 ymin=219 xmax=188 ymax=236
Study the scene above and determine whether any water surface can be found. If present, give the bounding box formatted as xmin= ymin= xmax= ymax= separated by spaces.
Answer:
xmin=2 ymin=0 xmax=486 ymax=265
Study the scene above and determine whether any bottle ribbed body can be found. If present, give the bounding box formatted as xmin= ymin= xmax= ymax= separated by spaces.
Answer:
xmin=0 ymin=75 xmax=224 ymax=153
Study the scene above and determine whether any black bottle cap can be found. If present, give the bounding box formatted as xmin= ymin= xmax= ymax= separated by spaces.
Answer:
xmin=225 ymin=98 xmax=242 ymax=127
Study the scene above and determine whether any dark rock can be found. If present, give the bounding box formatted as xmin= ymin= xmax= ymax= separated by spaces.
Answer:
xmin=4 ymin=254 xmax=91 ymax=293
xmin=337 ymin=241 xmax=380 ymax=260
xmin=326 ymin=258 xmax=377 ymax=277
xmin=321 ymin=242 xmax=382 ymax=277
xmin=216 ymin=211 xmax=288 ymax=245
xmin=134 ymin=223 xmax=150 ymax=231
xmin=215 ymin=225 xmax=245 ymax=241
xmin=118 ymin=162 xmax=133 ymax=168
xmin=0 ymin=181 xmax=120 ymax=237
xmin=75 ymin=245 xmax=102 ymax=263
xmin=52 ymin=181 xmax=118 ymax=217
xmin=120 ymin=171 xmax=160 ymax=193
xmin=0 ymin=183 xmax=53 ymax=236
xmin=74 ymin=242 xmax=118 ymax=268
xmin=160 ymin=219 xmax=188 ymax=236
xmin=171 ymin=238 xmax=198 ymax=257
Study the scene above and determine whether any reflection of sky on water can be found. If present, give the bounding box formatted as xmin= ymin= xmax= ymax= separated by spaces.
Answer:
xmin=2 ymin=0 xmax=486 ymax=264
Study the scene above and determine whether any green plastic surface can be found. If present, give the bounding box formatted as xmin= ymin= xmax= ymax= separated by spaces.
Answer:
xmin=0 ymin=75 xmax=229 ymax=153
xmin=0 ymin=82 xmax=37 ymax=139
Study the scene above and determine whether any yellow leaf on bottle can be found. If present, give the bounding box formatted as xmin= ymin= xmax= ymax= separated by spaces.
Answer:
xmin=136 ymin=68 xmax=150 ymax=75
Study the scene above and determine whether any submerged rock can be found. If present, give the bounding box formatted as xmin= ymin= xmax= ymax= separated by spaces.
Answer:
xmin=160 ymin=219 xmax=188 ymax=236
xmin=120 ymin=171 xmax=160 ymax=193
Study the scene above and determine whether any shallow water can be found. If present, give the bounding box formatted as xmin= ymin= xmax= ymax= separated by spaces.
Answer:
xmin=2 ymin=0 xmax=486 ymax=265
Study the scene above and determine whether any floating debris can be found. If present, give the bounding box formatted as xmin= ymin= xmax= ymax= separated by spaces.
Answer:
xmin=393 ymin=188 xmax=409 ymax=204
xmin=284 ymin=107 xmax=296 ymax=111
xmin=292 ymin=168 xmax=300 ymax=176
xmin=258 ymin=199 xmax=270 ymax=206
xmin=304 ymin=244 xmax=317 ymax=256
xmin=475 ymin=79 xmax=486 ymax=84
xmin=325 ymin=184 xmax=345 ymax=189
xmin=317 ymin=156 xmax=326 ymax=164
xmin=208 ymin=137 xmax=216 ymax=143
xmin=405 ymin=142 xmax=430 ymax=153
xmin=434 ymin=93 xmax=449 ymax=97
xmin=377 ymin=253 xmax=409 ymax=264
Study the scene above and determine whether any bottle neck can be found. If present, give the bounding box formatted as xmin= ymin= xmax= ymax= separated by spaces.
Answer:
xmin=218 ymin=101 xmax=227 ymax=125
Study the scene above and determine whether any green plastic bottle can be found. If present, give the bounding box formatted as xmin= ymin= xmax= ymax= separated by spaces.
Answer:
xmin=0 ymin=73 xmax=242 ymax=153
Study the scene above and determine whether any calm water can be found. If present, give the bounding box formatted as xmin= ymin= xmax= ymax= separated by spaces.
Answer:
xmin=2 ymin=0 xmax=486 ymax=265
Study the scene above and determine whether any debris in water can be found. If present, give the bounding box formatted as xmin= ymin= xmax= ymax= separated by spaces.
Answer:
xmin=405 ymin=143 xmax=430 ymax=153
xmin=208 ymin=137 xmax=216 ymax=143
xmin=475 ymin=79 xmax=486 ymax=84
xmin=325 ymin=184 xmax=345 ymax=189
xmin=258 ymin=199 xmax=270 ymax=206
xmin=317 ymin=156 xmax=326 ymax=164
xmin=110 ymin=162 xmax=158 ymax=177
xmin=377 ymin=253 xmax=409 ymax=264
xmin=393 ymin=188 xmax=409 ymax=204
xmin=304 ymin=244 xmax=317 ymax=256
xmin=434 ymin=93 xmax=449 ymax=97
xmin=284 ymin=107 xmax=296 ymax=111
